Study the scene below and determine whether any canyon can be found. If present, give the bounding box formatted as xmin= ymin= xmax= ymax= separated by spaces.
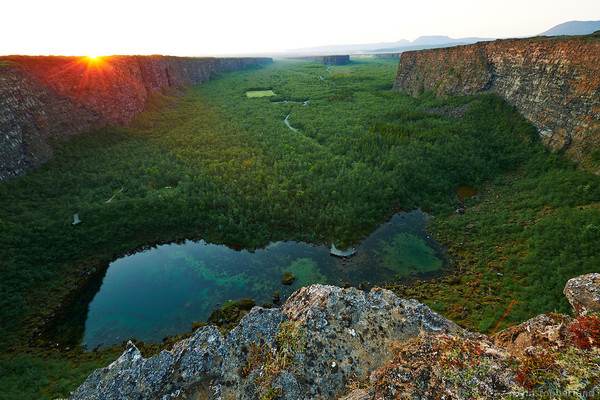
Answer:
xmin=2 ymin=36 xmax=600 ymax=400
xmin=0 ymin=55 xmax=271 ymax=180
xmin=4 ymin=33 xmax=599 ymax=180
xmin=394 ymin=33 xmax=600 ymax=171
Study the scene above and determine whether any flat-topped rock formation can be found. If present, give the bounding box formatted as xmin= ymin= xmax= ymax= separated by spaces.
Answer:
xmin=393 ymin=34 xmax=600 ymax=171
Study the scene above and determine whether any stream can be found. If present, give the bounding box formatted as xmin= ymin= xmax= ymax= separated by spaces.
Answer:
xmin=278 ymin=99 xmax=309 ymax=132
xmin=284 ymin=113 xmax=297 ymax=131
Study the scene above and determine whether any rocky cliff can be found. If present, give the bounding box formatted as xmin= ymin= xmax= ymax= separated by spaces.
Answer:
xmin=393 ymin=33 xmax=600 ymax=170
xmin=65 ymin=275 xmax=600 ymax=399
xmin=290 ymin=55 xmax=350 ymax=65
xmin=0 ymin=55 xmax=271 ymax=180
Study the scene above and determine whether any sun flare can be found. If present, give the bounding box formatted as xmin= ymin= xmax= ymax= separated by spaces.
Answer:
xmin=82 ymin=55 xmax=109 ymax=70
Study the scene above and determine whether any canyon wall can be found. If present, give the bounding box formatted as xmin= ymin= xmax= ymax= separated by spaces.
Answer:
xmin=393 ymin=34 xmax=600 ymax=170
xmin=290 ymin=55 xmax=350 ymax=65
xmin=317 ymin=55 xmax=350 ymax=65
xmin=0 ymin=55 xmax=271 ymax=180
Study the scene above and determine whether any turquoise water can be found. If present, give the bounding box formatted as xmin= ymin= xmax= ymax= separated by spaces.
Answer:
xmin=46 ymin=210 xmax=449 ymax=349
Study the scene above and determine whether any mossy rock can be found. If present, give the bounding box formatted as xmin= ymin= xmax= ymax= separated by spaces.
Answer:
xmin=222 ymin=306 xmax=240 ymax=321
xmin=273 ymin=291 xmax=281 ymax=304
xmin=237 ymin=297 xmax=256 ymax=310
xmin=282 ymin=271 xmax=295 ymax=285
xmin=207 ymin=298 xmax=256 ymax=328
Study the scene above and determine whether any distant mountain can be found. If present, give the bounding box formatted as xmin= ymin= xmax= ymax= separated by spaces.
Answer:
xmin=539 ymin=20 xmax=600 ymax=36
xmin=284 ymin=36 xmax=493 ymax=56
xmin=286 ymin=40 xmax=411 ymax=55
xmin=373 ymin=36 xmax=494 ymax=53
xmin=411 ymin=36 xmax=456 ymax=45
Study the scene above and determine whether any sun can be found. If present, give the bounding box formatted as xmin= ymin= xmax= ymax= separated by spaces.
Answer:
xmin=82 ymin=55 xmax=108 ymax=69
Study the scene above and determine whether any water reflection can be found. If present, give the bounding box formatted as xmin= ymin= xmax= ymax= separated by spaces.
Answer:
xmin=46 ymin=210 xmax=449 ymax=349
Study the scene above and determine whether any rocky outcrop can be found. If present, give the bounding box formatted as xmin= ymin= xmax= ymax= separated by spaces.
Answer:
xmin=67 ymin=285 xmax=460 ymax=399
xmin=67 ymin=275 xmax=600 ymax=400
xmin=318 ymin=55 xmax=350 ymax=65
xmin=564 ymin=273 xmax=600 ymax=316
xmin=393 ymin=34 xmax=600 ymax=170
xmin=491 ymin=314 xmax=573 ymax=354
xmin=0 ymin=55 xmax=271 ymax=180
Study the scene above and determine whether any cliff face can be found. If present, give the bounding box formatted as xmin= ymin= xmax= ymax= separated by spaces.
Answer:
xmin=318 ymin=55 xmax=350 ymax=65
xmin=393 ymin=34 xmax=600 ymax=169
xmin=0 ymin=55 xmax=271 ymax=180
xmin=291 ymin=55 xmax=350 ymax=65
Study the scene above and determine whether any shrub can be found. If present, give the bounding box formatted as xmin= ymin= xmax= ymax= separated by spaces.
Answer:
xmin=570 ymin=314 xmax=600 ymax=350
xmin=511 ymin=350 xmax=558 ymax=389
xmin=243 ymin=321 xmax=307 ymax=400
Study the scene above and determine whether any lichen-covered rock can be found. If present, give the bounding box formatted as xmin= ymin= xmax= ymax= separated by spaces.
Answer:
xmin=369 ymin=335 xmax=516 ymax=399
xmin=68 ymin=285 xmax=458 ymax=400
xmin=564 ymin=273 xmax=600 ymax=316
xmin=491 ymin=313 xmax=573 ymax=354
xmin=69 ymin=325 xmax=227 ymax=400
xmin=339 ymin=389 xmax=370 ymax=400
xmin=68 ymin=279 xmax=600 ymax=399
xmin=281 ymin=285 xmax=460 ymax=398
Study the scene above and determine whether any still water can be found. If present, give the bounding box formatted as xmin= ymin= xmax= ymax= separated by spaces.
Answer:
xmin=48 ymin=210 xmax=449 ymax=349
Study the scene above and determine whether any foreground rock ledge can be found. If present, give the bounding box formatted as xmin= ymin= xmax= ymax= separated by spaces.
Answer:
xmin=68 ymin=285 xmax=460 ymax=399
xmin=67 ymin=280 xmax=600 ymax=399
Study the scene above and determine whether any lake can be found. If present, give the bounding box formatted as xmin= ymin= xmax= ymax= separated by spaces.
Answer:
xmin=45 ymin=209 xmax=449 ymax=349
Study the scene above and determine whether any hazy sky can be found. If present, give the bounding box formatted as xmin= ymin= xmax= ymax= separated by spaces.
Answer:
xmin=3 ymin=0 xmax=599 ymax=56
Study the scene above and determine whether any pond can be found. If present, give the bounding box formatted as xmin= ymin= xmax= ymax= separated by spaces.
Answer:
xmin=45 ymin=210 xmax=450 ymax=349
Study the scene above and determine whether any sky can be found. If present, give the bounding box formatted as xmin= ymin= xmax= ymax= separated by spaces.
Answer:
xmin=2 ymin=0 xmax=600 ymax=56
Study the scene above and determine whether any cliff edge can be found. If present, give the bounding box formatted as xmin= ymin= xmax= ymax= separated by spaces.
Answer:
xmin=393 ymin=34 xmax=600 ymax=170
xmin=0 ymin=55 xmax=271 ymax=180
xmin=65 ymin=275 xmax=600 ymax=399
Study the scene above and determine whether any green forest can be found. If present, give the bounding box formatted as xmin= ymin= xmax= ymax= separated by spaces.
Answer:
xmin=1 ymin=57 xmax=599 ymax=399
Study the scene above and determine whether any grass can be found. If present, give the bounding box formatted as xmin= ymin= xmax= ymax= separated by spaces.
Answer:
xmin=246 ymin=90 xmax=276 ymax=97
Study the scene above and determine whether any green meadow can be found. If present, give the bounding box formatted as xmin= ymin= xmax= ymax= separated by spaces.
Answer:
xmin=246 ymin=89 xmax=276 ymax=97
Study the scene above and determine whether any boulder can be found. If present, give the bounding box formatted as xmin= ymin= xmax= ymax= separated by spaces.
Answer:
xmin=563 ymin=273 xmax=600 ymax=316
xmin=491 ymin=314 xmax=572 ymax=354
xmin=282 ymin=271 xmax=295 ymax=285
